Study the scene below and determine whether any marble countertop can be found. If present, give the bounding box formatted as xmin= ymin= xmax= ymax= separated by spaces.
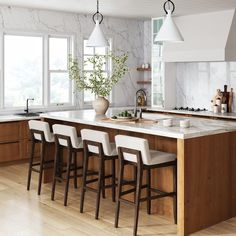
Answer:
xmin=40 ymin=108 xmax=236 ymax=139
xmin=146 ymin=107 xmax=236 ymax=119
xmin=0 ymin=114 xmax=40 ymax=122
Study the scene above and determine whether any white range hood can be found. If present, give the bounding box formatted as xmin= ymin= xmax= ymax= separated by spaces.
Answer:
xmin=162 ymin=9 xmax=236 ymax=62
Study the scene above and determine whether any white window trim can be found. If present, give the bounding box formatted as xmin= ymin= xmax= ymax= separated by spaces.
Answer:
xmin=0 ymin=29 xmax=76 ymax=113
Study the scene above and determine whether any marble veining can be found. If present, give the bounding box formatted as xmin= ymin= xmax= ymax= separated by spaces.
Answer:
xmin=176 ymin=62 xmax=236 ymax=111
xmin=0 ymin=5 xmax=145 ymax=108
xmin=40 ymin=109 xmax=236 ymax=139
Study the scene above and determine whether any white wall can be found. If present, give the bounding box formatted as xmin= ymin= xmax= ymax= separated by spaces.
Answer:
xmin=0 ymin=5 xmax=145 ymax=108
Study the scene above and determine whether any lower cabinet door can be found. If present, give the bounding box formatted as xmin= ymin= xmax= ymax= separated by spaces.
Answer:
xmin=0 ymin=142 xmax=20 ymax=163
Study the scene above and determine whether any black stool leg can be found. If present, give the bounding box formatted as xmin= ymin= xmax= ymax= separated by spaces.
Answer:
xmin=115 ymin=161 xmax=124 ymax=228
xmin=133 ymin=165 xmax=137 ymax=202
xmin=173 ymin=164 xmax=177 ymax=224
xmin=146 ymin=168 xmax=151 ymax=214
xmin=80 ymin=150 xmax=89 ymax=213
xmin=134 ymin=166 xmax=143 ymax=236
xmin=38 ymin=142 xmax=45 ymax=195
xmin=111 ymin=158 xmax=116 ymax=202
xmin=64 ymin=148 xmax=73 ymax=206
xmin=95 ymin=158 xmax=103 ymax=219
xmin=27 ymin=140 xmax=35 ymax=191
xmin=51 ymin=143 xmax=60 ymax=201
xmin=73 ymin=152 xmax=78 ymax=189
xmin=102 ymin=161 xmax=106 ymax=199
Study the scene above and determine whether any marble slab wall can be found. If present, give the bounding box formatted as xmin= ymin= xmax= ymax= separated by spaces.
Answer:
xmin=0 ymin=5 xmax=144 ymax=108
xmin=137 ymin=20 xmax=152 ymax=106
xmin=176 ymin=62 xmax=236 ymax=111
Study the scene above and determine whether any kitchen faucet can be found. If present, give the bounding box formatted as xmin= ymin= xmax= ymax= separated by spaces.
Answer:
xmin=24 ymin=98 xmax=34 ymax=113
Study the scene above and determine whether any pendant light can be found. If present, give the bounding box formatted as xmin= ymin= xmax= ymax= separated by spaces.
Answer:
xmin=154 ymin=0 xmax=184 ymax=43
xmin=87 ymin=0 xmax=108 ymax=47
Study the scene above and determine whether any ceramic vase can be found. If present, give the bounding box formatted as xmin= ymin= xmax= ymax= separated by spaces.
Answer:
xmin=92 ymin=96 xmax=109 ymax=115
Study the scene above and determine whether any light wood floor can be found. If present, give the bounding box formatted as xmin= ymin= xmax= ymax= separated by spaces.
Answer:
xmin=0 ymin=163 xmax=236 ymax=236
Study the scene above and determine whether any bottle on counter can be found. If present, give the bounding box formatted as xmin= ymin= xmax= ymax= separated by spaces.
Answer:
xmin=216 ymin=98 xmax=221 ymax=112
xmin=213 ymin=104 xmax=219 ymax=114
xmin=221 ymin=104 xmax=227 ymax=113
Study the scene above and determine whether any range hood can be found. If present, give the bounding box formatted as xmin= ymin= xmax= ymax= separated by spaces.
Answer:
xmin=162 ymin=9 xmax=236 ymax=62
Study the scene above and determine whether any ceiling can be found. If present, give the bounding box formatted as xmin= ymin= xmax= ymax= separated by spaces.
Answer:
xmin=0 ymin=0 xmax=236 ymax=19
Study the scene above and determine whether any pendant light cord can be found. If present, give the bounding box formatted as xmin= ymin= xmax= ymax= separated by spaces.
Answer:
xmin=97 ymin=0 xmax=99 ymax=13
xmin=92 ymin=0 xmax=103 ymax=24
xmin=163 ymin=0 xmax=175 ymax=14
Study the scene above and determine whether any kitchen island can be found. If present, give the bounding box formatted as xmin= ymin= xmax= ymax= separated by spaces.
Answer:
xmin=41 ymin=109 xmax=236 ymax=236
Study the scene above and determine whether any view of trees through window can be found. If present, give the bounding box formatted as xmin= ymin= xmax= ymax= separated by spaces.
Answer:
xmin=83 ymin=39 xmax=111 ymax=103
xmin=49 ymin=37 xmax=70 ymax=104
xmin=4 ymin=35 xmax=43 ymax=107
xmin=3 ymin=34 xmax=72 ymax=109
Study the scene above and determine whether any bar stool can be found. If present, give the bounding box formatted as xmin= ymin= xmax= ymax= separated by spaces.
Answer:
xmin=114 ymin=135 xmax=177 ymax=236
xmin=27 ymin=120 xmax=55 ymax=195
xmin=51 ymin=124 xmax=83 ymax=206
xmin=80 ymin=129 xmax=118 ymax=219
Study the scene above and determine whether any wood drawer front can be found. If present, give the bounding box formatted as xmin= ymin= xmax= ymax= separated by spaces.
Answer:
xmin=0 ymin=142 xmax=19 ymax=162
xmin=0 ymin=122 xmax=19 ymax=143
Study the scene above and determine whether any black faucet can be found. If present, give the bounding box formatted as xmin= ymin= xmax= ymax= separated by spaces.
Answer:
xmin=24 ymin=98 xmax=34 ymax=113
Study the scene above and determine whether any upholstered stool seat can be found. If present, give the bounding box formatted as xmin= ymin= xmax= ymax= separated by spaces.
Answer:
xmin=115 ymin=135 xmax=177 ymax=236
xmin=80 ymin=129 xmax=118 ymax=219
xmin=27 ymin=120 xmax=55 ymax=195
xmin=51 ymin=124 xmax=83 ymax=206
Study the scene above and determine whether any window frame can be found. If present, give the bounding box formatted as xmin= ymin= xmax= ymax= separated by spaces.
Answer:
xmin=0 ymin=30 xmax=75 ymax=112
xmin=82 ymin=38 xmax=113 ymax=108
xmin=48 ymin=35 xmax=73 ymax=106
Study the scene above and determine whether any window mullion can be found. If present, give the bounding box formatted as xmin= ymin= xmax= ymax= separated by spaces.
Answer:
xmin=44 ymin=35 xmax=49 ymax=107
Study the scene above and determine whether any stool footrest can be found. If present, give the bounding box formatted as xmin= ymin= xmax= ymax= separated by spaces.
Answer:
xmin=119 ymin=198 xmax=135 ymax=206
xmin=84 ymin=186 xmax=98 ymax=193
xmin=85 ymin=178 xmax=99 ymax=184
xmin=121 ymin=188 xmax=136 ymax=196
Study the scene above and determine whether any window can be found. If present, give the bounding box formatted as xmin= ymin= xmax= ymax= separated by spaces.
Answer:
xmin=83 ymin=39 xmax=111 ymax=103
xmin=49 ymin=37 xmax=71 ymax=105
xmin=4 ymin=35 xmax=43 ymax=108
xmin=1 ymin=32 xmax=73 ymax=110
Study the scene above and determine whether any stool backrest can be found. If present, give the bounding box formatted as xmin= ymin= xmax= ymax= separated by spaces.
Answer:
xmin=81 ymin=129 xmax=112 ymax=156
xmin=28 ymin=120 xmax=54 ymax=142
xmin=52 ymin=124 xmax=79 ymax=148
xmin=115 ymin=135 xmax=151 ymax=165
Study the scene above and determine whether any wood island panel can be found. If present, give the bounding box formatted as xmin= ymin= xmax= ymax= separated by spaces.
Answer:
xmin=44 ymin=119 xmax=177 ymax=219
xmin=178 ymin=132 xmax=236 ymax=235
xmin=43 ymin=118 xmax=236 ymax=236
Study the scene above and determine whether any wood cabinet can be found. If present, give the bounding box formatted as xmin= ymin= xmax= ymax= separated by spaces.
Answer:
xmin=0 ymin=120 xmax=40 ymax=163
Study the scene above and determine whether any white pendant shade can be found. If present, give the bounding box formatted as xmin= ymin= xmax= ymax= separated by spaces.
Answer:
xmin=155 ymin=10 xmax=184 ymax=43
xmin=87 ymin=20 xmax=109 ymax=47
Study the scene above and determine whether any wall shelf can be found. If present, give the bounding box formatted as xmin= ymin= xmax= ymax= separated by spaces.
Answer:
xmin=137 ymin=67 xmax=151 ymax=71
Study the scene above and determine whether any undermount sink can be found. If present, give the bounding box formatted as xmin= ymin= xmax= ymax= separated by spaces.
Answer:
xmin=15 ymin=112 xmax=42 ymax=117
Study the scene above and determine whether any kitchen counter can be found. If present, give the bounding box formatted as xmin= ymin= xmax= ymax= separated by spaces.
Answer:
xmin=0 ymin=114 xmax=40 ymax=122
xmin=40 ymin=107 xmax=236 ymax=236
xmin=146 ymin=107 xmax=236 ymax=120
xmin=40 ymin=108 xmax=236 ymax=139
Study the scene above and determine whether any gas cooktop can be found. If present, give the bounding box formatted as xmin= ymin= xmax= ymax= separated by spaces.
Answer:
xmin=173 ymin=107 xmax=207 ymax=112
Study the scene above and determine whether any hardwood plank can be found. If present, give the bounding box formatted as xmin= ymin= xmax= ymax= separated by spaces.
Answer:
xmin=0 ymin=163 xmax=236 ymax=236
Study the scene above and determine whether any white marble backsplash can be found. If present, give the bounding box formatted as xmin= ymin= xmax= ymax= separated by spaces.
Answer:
xmin=0 ymin=5 xmax=145 ymax=108
xmin=176 ymin=62 xmax=236 ymax=111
